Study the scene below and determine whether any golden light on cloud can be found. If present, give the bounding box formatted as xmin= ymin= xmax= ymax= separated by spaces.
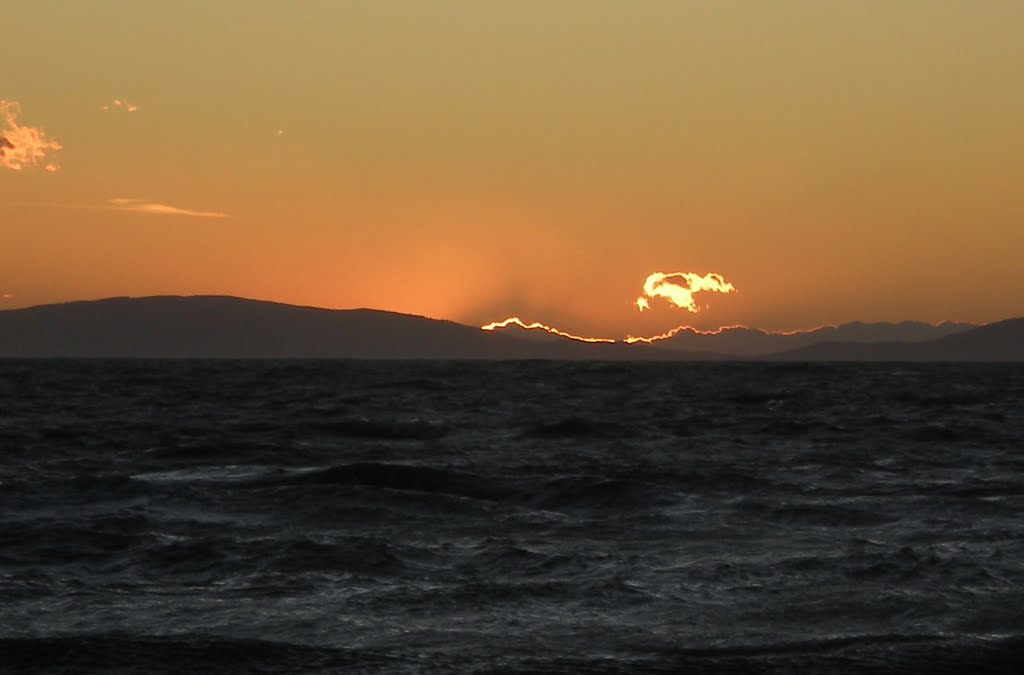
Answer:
xmin=101 ymin=99 xmax=138 ymax=112
xmin=623 ymin=325 xmax=692 ymax=344
xmin=0 ymin=101 xmax=62 ymax=172
xmin=482 ymin=270 xmax=739 ymax=344
xmin=635 ymin=271 xmax=736 ymax=313
xmin=106 ymin=198 xmax=229 ymax=219
xmin=623 ymin=323 xmax=751 ymax=344
xmin=480 ymin=317 xmax=616 ymax=343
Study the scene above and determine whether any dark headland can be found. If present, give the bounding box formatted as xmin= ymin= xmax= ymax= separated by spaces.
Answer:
xmin=0 ymin=296 xmax=658 ymax=360
xmin=0 ymin=295 xmax=1021 ymax=360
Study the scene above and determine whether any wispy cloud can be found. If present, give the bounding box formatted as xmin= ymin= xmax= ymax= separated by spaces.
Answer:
xmin=106 ymin=198 xmax=229 ymax=218
xmin=1 ymin=292 xmax=13 ymax=300
xmin=101 ymin=98 xmax=138 ymax=113
xmin=8 ymin=198 xmax=230 ymax=219
xmin=0 ymin=100 xmax=62 ymax=172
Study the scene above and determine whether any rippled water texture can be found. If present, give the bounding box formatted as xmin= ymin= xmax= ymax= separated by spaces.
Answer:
xmin=1 ymin=360 xmax=1023 ymax=672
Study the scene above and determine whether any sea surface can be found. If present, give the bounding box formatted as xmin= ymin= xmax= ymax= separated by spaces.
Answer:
xmin=1 ymin=360 xmax=1023 ymax=673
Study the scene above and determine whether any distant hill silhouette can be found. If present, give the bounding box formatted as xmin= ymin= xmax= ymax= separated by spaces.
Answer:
xmin=0 ymin=296 xmax=692 ymax=359
xmin=769 ymin=318 xmax=1024 ymax=361
xmin=640 ymin=321 xmax=974 ymax=357
xmin=0 ymin=296 xmax=1019 ymax=360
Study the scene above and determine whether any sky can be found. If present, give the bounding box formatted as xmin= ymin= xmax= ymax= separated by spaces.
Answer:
xmin=2 ymin=1 xmax=1022 ymax=338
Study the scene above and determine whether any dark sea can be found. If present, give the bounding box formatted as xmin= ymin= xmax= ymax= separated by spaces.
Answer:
xmin=1 ymin=360 xmax=1023 ymax=673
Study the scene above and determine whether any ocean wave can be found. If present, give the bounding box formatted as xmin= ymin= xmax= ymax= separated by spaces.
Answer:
xmin=268 ymin=462 xmax=518 ymax=502
xmin=3 ymin=360 xmax=1023 ymax=671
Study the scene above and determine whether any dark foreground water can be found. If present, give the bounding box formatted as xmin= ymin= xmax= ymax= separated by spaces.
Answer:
xmin=1 ymin=360 xmax=1023 ymax=673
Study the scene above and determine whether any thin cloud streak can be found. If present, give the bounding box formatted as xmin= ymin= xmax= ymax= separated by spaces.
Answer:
xmin=106 ymin=198 xmax=229 ymax=218
xmin=7 ymin=198 xmax=230 ymax=219
xmin=0 ymin=100 xmax=62 ymax=171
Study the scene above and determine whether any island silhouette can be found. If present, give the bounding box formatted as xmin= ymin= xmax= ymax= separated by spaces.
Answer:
xmin=1 ymin=296 xmax=1021 ymax=360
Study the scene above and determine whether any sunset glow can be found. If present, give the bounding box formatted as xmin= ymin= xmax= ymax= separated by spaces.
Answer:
xmin=480 ymin=318 xmax=732 ymax=346
xmin=636 ymin=272 xmax=736 ymax=314
xmin=623 ymin=325 xmax=693 ymax=344
xmin=480 ymin=317 xmax=616 ymax=344
xmin=623 ymin=323 xmax=770 ymax=344
xmin=2 ymin=2 xmax=1023 ymax=331
xmin=3 ymin=7 xmax=1023 ymax=666
xmin=483 ymin=271 xmax=741 ymax=343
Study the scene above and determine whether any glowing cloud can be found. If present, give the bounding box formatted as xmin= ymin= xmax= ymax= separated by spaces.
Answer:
xmin=636 ymin=271 xmax=736 ymax=313
xmin=624 ymin=325 xmax=693 ymax=344
xmin=101 ymin=98 xmax=138 ymax=112
xmin=0 ymin=100 xmax=62 ymax=171
xmin=480 ymin=269 xmax=737 ymax=344
xmin=106 ymin=198 xmax=229 ymax=218
xmin=481 ymin=317 xmax=616 ymax=343
xmin=624 ymin=323 xmax=752 ymax=344
xmin=1 ymin=292 xmax=13 ymax=300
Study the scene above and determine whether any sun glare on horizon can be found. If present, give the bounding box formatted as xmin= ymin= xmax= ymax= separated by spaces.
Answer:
xmin=482 ymin=270 xmax=739 ymax=343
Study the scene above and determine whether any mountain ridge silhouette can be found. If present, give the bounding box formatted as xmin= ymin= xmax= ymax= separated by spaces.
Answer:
xmin=0 ymin=295 xmax=1020 ymax=360
xmin=0 ymin=296 xmax=676 ymax=359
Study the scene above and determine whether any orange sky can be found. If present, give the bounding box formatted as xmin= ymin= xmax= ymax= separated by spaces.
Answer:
xmin=2 ymin=1 xmax=1022 ymax=336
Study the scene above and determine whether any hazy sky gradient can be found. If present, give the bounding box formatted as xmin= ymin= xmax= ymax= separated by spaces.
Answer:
xmin=3 ymin=1 xmax=1022 ymax=334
